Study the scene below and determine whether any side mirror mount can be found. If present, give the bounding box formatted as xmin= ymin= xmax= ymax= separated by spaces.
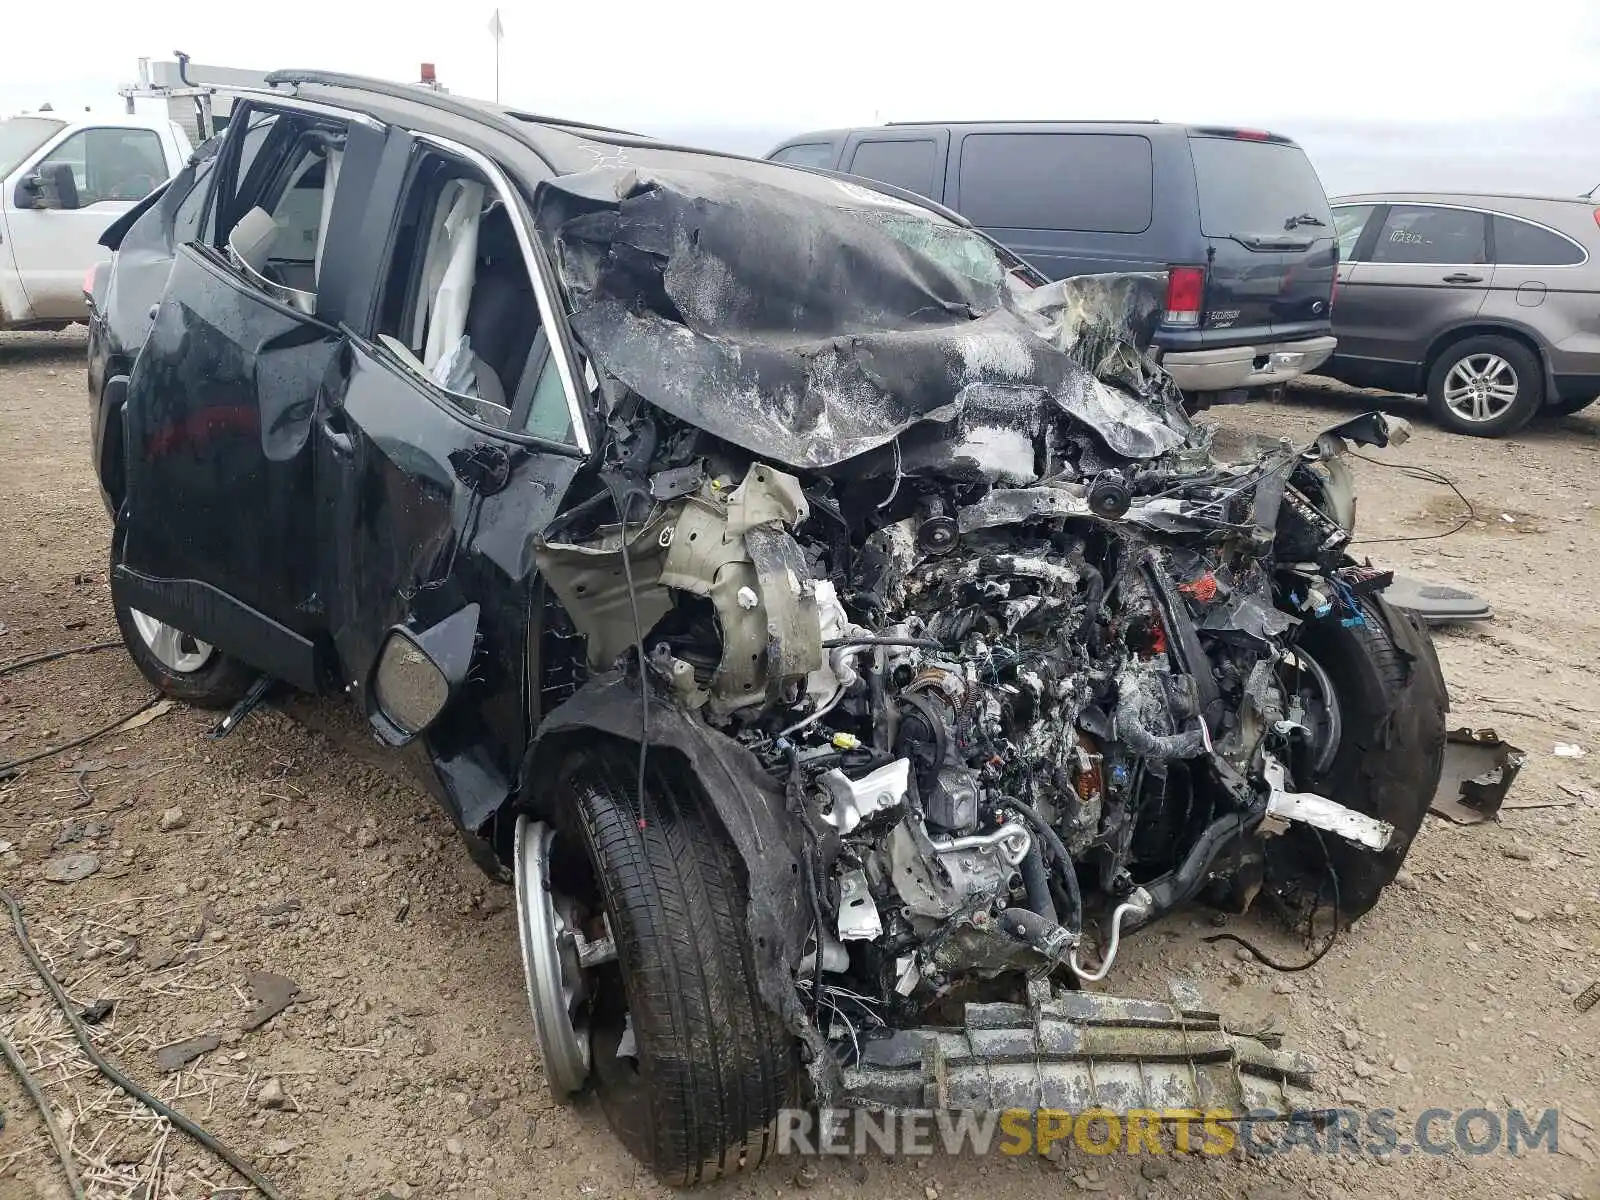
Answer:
xmin=17 ymin=162 xmax=80 ymax=211
xmin=367 ymin=603 xmax=480 ymax=745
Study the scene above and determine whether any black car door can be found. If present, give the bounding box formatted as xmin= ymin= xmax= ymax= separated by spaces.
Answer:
xmin=313 ymin=128 xmax=590 ymax=846
xmin=114 ymin=102 xmax=381 ymax=691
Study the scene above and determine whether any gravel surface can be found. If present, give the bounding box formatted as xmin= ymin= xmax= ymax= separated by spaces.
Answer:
xmin=1 ymin=330 xmax=1596 ymax=1199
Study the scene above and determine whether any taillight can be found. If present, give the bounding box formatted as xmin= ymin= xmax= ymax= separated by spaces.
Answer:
xmin=1164 ymin=266 xmax=1206 ymax=326
xmin=1593 ymin=207 xmax=1600 ymax=228
xmin=1233 ymin=129 xmax=1272 ymax=141
xmin=82 ymin=265 xmax=97 ymax=301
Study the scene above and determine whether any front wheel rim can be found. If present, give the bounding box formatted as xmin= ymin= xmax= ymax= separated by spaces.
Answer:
xmin=128 ymin=609 xmax=215 ymax=674
xmin=1443 ymin=353 xmax=1519 ymax=423
xmin=514 ymin=817 xmax=594 ymax=1095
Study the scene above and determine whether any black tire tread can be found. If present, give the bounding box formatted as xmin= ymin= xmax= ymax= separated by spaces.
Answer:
xmin=563 ymin=750 xmax=792 ymax=1185
xmin=1290 ymin=594 xmax=1447 ymax=917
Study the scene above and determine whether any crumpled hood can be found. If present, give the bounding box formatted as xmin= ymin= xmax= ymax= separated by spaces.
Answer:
xmin=534 ymin=166 xmax=1197 ymax=471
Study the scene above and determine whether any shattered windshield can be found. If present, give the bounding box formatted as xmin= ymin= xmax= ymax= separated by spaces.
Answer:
xmin=0 ymin=116 xmax=65 ymax=180
xmin=864 ymin=212 xmax=1005 ymax=290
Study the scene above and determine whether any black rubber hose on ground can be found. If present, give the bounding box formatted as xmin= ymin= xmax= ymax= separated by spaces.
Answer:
xmin=0 ymin=889 xmax=286 ymax=1200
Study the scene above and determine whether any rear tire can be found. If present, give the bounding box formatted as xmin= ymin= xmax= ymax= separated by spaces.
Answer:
xmin=558 ymin=747 xmax=796 ymax=1185
xmin=1426 ymin=335 xmax=1542 ymax=437
xmin=109 ymin=539 xmax=255 ymax=709
xmin=1275 ymin=594 xmax=1448 ymax=918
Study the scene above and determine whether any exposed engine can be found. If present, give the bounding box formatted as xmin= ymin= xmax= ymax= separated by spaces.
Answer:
xmin=526 ymin=166 xmax=1436 ymax=1088
xmin=536 ymin=406 xmax=1408 ymax=1047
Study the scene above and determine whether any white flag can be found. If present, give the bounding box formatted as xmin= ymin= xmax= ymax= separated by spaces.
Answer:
xmin=488 ymin=8 xmax=504 ymax=40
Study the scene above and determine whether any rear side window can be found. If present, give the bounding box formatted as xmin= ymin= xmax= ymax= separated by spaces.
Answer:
xmin=1188 ymin=137 xmax=1331 ymax=239
xmin=1332 ymin=204 xmax=1376 ymax=259
xmin=1371 ymin=205 xmax=1487 ymax=264
xmin=770 ymin=142 xmax=836 ymax=169
xmin=957 ymin=133 xmax=1152 ymax=233
xmin=1492 ymin=214 xmax=1585 ymax=265
xmin=847 ymin=139 xmax=938 ymax=199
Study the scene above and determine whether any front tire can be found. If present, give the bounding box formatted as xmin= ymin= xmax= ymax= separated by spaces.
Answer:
xmin=1426 ymin=335 xmax=1543 ymax=437
xmin=553 ymin=747 xmax=796 ymax=1185
xmin=109 ymin=539 xmax=255 ymax=709
xmin=1275 ymin=594 xmax=1448 ymax=917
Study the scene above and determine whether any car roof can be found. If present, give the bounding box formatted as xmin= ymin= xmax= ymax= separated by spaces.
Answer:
xmin=1333 ymin=190 xmax=1598 ymax=208
xmin=240 ymin=72 xmax=990 ymax=233
xmin=772 ymin=121 xmax=1302 ymax=146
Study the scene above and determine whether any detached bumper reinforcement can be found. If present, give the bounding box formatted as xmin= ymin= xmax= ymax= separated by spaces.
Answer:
xmin=840 ymin=983 xmax=1314 ymax=1114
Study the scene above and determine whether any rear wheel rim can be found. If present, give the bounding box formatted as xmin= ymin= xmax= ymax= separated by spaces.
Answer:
xmin=128 ymin=609 xmax=215 ymax=674
xmin=1443 ymin=353 xmax=1519 ymax=424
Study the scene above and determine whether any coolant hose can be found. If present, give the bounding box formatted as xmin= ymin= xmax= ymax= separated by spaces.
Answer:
xmin=999 ymin=908 xmax=1074 ymax=963
xmin=1004 ymin=799 xmax=1083 ymax=936
xmin=1126 ymin=810 xmax=1258 ymax=931
xmin=1019 ymin=843 xmax=1058 ymax=925
xmin=1115 ymin=684 xmax=1209 ymax=760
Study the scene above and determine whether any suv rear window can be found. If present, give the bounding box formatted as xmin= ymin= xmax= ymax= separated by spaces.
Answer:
xmin=1492 ymin=214 xmax=1585 ymax=266
xmin=1188 ymin=136 xmax=1332 ymax=239
xmin=847 ymin=139 xmax=938 ymax=200
xmin=770 ymin=143 xmax=836 ymax=169
xmin=957 ymin=133 xmax=1152 ymax=233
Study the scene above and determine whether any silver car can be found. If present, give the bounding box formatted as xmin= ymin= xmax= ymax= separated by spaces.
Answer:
xmin=1325 ymin=191 xmax=1600 ymax=436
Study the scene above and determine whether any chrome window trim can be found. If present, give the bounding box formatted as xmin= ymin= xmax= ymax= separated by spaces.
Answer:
xmin=1335 ymin=199 xmax=1590 ymax=268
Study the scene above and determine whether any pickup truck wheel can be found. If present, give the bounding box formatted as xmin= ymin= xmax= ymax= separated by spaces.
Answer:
xmin=1426 ymin=336 xmax=1542 ymax=437
xmin=551 ymin=745 xmax=796 ymax=1185
xmin=109 ymin=542 xmax=255 ymax=709
xmin=1271 ymin=595 xmax=1448 ymax=918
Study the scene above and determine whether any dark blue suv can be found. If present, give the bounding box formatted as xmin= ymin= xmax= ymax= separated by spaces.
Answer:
xmin=768 ymin=121 xmax=1338 ymax=404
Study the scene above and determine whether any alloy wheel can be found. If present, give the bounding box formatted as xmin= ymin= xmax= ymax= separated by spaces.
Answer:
xmin=128 ymin=609 xmax=216 ymax=674
xmin=1442 ymin=353 xmax=1519 ymax=424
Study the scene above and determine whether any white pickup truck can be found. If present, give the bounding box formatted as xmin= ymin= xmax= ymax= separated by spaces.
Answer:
xmin=1 ymin=113 xmax=192 ymax=329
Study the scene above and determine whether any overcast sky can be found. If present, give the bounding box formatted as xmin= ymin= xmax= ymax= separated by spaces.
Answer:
xmin=7 ymin=0 xmax=1599 ymax=196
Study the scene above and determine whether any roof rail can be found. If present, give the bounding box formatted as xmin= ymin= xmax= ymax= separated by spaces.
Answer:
xmin=262 ymin=70 xmax=644 ymax=138
xmin=884 ymin=118 xmax=1163 ymax=127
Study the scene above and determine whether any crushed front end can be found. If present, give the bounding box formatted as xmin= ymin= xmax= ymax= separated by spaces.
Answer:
xmin=516 ymin=163 xmax=1448 ymax=1167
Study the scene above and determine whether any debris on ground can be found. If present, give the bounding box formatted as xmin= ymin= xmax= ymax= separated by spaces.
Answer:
xmin=41 ymin=851 xmax=100 ymax=883
xmin=154 ymin=1032 xmax=222 ymax=1071
xmin=240 ymin=970 xmax=300 ymax=1032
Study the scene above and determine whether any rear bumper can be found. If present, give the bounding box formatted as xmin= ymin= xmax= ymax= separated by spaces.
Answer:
xmin=1159 ymin=335 xmax=1336 ymax=393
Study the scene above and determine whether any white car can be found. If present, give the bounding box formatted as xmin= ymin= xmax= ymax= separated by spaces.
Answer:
xmin=1 ymin=112 xmax=191 ymax=329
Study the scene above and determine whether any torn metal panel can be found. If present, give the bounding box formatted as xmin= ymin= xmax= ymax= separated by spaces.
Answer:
xmin=839 ymin=986 xmax=1314 ymax=1114
xmin=534 ymin=169 xmax=1194 ymax=470
xmin=1429 ymin=727 xmax=1528 ymax=824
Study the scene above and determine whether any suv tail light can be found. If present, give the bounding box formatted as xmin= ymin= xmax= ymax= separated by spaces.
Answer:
xmin=1330 ymin=274 xmax=1339 ymax=310
xmin=82 ymin=265 xmax=97 ymax=303
xmin=1164 ymin=266 xmax=1206 ymax=326
xmin=1593 ymin=207 xmax=1600 ymax=228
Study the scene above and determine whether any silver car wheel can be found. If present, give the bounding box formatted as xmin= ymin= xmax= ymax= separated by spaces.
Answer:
xmin=1442 ymin=353 xmax=1519 ymax=424
xmin=514 ymin=816 xmax=599 ymax=1096
xmin=129 ymin=609 xmax=216 ymax=674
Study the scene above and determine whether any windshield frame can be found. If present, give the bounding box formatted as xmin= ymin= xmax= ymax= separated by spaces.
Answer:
xmin=0 ymin=116 xmax=67 ymax=181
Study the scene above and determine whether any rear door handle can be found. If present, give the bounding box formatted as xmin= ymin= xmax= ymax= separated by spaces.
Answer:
xmin=1442 ymin=272 xmax=1484 ymax=283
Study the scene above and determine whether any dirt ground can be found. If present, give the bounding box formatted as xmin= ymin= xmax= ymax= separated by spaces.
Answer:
xmin=0 ymin=329 xmax=1596 ymax=1200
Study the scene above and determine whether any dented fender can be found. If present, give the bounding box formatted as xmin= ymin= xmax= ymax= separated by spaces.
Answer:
xmin=521 ymin=673 xmax=812 ymax=1034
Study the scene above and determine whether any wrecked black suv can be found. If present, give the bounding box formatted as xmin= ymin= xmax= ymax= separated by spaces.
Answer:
xmin=87 ymin=73 xmax=1449 ymax=1184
